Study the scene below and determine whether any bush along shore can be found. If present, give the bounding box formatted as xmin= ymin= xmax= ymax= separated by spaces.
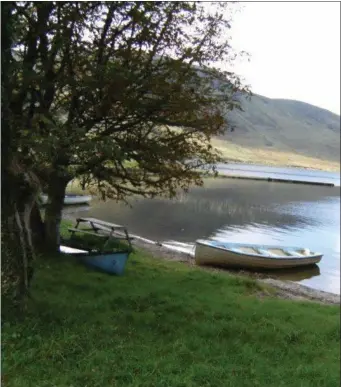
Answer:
xmin=2 ymin=221 xmax=340 ymax=387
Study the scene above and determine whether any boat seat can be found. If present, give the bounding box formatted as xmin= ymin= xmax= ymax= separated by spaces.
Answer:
xmin=257 ymin=248 xmax=279 ymax=257
xmin=286 ymin=250 xmax=304 ymax=257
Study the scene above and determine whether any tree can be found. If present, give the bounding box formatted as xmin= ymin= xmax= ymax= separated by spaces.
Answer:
xmin=4 ymin=1 xmax=249 ymax=259
xmin=1 ymin=2 xmax=41 ymax=307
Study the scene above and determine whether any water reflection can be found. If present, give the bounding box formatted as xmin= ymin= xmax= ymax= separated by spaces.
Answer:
xmin=219 ymin=265 xmax=321 ymax=282
xmin=68 ymin=179 xmax=340 ymax=294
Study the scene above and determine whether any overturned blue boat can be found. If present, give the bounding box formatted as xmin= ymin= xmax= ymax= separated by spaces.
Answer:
xmin=60 ymin=245 xmax=130 ymax=276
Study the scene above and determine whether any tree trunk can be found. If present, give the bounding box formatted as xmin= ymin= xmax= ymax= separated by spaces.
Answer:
xmin=2 ymin=203 xmax=35 ymax=303
xmin=1 ymin=3 xmax=39 ymax=313
xmin=44 ymin=179 xmax=68 ymax=253
xmin=30 ymin=201 xmax=45 ymax=252
xmin=1 ymin=165 xmax=39 ymax=311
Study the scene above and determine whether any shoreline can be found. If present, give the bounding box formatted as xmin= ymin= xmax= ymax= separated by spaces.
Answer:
xmin=213 ymin=174 xmax=336 ymax=187
xmin=222 ymin=158 xmax=340 ymax=172
xmin=62 ymin=214 xmax=340 ymax=305
xmin=130 ymin=236 xmax=340 ymax=305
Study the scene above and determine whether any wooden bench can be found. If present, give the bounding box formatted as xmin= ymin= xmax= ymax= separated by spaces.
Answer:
xmin=77 ymin=217 xmax=127 ymax=231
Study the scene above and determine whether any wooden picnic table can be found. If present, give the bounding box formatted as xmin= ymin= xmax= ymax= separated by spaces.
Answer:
xmin=77 ymin=217 xmax=128 ymax=231
xmin=68 ymin=217 xmax=133 ymax=251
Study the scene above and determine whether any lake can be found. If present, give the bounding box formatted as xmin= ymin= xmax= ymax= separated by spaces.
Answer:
xmin=66 ymin=177 xmax=340 ymax=295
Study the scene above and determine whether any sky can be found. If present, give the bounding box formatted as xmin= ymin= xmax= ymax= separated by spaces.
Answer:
xmin=223 ymin=1 xmax=340 ymax=115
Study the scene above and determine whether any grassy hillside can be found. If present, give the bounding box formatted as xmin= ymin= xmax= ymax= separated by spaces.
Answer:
xmin=212 ymin=138 xmax=340 ymax=171
xmin=216 ymin=94 xmax=340 ymax=167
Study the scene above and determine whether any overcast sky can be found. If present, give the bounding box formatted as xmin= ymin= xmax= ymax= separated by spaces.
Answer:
xmin=224 ymin=1 xmax=340 ymax=115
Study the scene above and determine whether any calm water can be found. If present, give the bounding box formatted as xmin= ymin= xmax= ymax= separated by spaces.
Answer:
xmin=66 ymin=178 xmax=340 ymax=295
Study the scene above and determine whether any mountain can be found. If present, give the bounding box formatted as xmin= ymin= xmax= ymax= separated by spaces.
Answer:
xmin=218 ymin=94 xmax=340 ymax=163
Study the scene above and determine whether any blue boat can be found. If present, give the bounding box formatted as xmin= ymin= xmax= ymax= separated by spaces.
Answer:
xmin=60 ymin=244 xmax=131 ymax=276
xmin=80 ymin=250 xmax=130 ymax=276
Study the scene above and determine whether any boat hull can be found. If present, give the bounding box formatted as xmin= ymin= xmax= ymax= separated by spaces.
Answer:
xmin=60 ymin=246 xmax=130 ymax=275
xmin=41 ymin=194 xmax=92 ymax=205
xmin=195 ymin=241 xmax=322 ymax=270
xmin=80 ymin=252 xmax=129 ymax=276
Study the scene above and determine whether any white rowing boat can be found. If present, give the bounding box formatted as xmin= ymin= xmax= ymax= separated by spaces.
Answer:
xmin=40 ymin=194 xmax=92 ymax=206
xmin=195 ymin=240 xmax=323 ymax=269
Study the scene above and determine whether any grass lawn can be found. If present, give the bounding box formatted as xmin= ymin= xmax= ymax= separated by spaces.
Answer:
xmin=2 ymin=224 xmax=340 ymax=386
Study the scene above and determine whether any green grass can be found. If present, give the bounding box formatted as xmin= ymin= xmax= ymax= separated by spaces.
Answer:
xmin=2 ymin=224 xmax=340 ymax=387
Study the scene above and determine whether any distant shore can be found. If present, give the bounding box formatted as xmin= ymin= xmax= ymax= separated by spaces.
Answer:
xmin=223 ymin=158 xmax=340 ymax=172
xmin=212 ymin=139 xmax=340 ymax=172
xmin=212 ymin=174 xmax=336 ymax=187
